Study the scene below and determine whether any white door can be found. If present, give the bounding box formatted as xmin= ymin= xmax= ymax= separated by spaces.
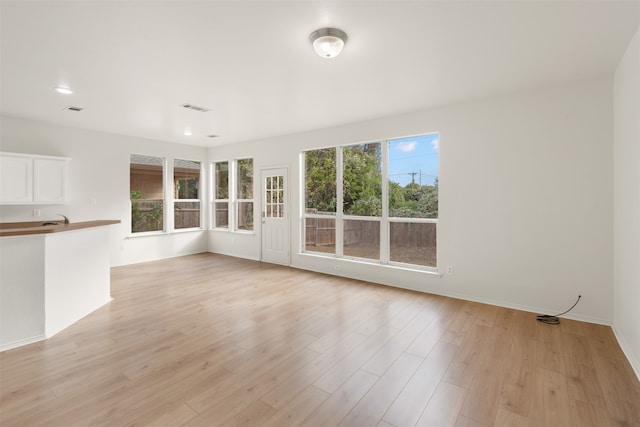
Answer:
xmin=261 ymin=168 xmax=289 ymax=265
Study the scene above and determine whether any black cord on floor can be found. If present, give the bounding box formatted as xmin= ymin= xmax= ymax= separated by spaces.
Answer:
xmin=536 ymin=295 xmax=581 ymax=325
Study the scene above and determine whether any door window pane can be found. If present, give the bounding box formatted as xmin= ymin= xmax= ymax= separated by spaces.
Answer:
xmin=265 ymin=174 xmax=284 ymax=218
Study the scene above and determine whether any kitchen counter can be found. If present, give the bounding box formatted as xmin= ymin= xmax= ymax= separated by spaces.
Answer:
xmin=1 ymin=219 xmax=119 ymax=351
xmin=0 ymin=219 xmax=120 ymax=237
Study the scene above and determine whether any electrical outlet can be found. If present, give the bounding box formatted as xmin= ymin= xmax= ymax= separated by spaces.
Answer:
xmin=90 ymin=197 xmax=97 ymax=206
xmin=32 ymin=209 xmax=41 ymax=217
xmin=446 ymin=265 xmax=454 ymax=275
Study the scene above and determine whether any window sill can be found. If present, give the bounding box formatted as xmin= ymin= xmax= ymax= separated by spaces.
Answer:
xmin=209 ymin=228 xmax=256 ymax=236
xmin=127 ymin=230 xmax=166 ymax=239
xmin=299 ymin=251 xmax=443 ymax=277
xmin=172 ymin=227 xmax=204 ymax=234
xmin=127 ymin=228 xmax=205 ymax=238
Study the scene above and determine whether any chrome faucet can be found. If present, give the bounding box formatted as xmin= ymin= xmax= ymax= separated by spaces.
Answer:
xmin=58 ymin=214 xmax=70 ymax=224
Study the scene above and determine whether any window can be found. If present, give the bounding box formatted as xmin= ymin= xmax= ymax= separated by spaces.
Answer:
xmin=265 ymin=175 xmax=284 ymax=218
xmin=304 ymin=148 xmax=336 ymax=254
xmin=343 ymin=143 xmax=382 ymax=261
xmin=130 ymin=154 xmax=164 ymax=233
xmin=303 ymin=133 xmax=439 ymax=269
xmin=213 ymin=161 xmax=229 ymax=229
xmin=212 ymin=158 xmax=254 ymax=232
xmin=388 ymin=136 xmax=438 ymax=267
xmin=236 ymin=158 xmax=254 ymax=231
xmin=174 ymin=159 xmax=201 ymax=229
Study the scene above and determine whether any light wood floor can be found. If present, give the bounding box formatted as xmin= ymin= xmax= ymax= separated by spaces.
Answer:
xmin=1 ymin=253 xmax=639 ymax=427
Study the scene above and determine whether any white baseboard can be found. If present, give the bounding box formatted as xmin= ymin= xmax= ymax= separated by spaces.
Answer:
xmin=611 ymin=326 xmax=640 ymax=382
xmin=0 ymin=334 xmax=46 ymax=353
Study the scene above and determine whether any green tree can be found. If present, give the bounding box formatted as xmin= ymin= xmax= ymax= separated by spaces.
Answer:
xmin=389 ymin=181 xmax=405 ymax=210
xmin=305 ymin=148 xmax=337 ymax=212
xmin=418 ymin=178 xmax=438 ymax=218
xmin=343 ymin=143 xmax=382 ymax=215
xmin=237 ymin=159 xmax=253 ymax=199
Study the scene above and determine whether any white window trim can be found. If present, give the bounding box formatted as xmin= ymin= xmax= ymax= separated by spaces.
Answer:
xmin=129 ymin=154 xmax=167 ymax=236
xmin=173 ymin=159 xmax=204 ymax=231
xmin=130 ymin=155 xmax=206 ymax=236
xmin=211 ymin=158 xmax=254 ymax=233
xmin=302 ymin=134 xmax=439 ymax=272
xmin=212 ymin=161 xmax=230 ymax=230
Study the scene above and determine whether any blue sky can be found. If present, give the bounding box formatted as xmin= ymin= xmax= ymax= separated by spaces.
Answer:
xmin=388 ymin=133 xmax=439 ymax=187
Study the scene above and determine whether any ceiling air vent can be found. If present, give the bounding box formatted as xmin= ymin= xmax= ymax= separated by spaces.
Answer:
xmin=64 ymin=105 xmax=84 ymax=112
xmin=181 ymin=103 xmax=211 ymax=113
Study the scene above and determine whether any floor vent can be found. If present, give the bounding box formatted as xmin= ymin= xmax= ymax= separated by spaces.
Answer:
xmin=64 ymin=106 xmax=84 ymax=112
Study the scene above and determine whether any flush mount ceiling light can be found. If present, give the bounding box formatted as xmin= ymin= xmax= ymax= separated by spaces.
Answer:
xmin=183 ymin=129 xmax=193 ymax=136
xmin=309 ymin=28 xmax=348 ymax=59
xmin=55 ymin=86 xmax=73 ymax=95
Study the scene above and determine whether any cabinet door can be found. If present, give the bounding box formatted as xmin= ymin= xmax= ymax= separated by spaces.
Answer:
xmin=33 ymin=158 xmax=67 ymax=203
xmin=0 ymin=155 xmax=33 ymax=203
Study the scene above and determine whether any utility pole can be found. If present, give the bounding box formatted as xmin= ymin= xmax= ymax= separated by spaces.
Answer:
xmin=409 ymin=172 xmax=417 ymax=185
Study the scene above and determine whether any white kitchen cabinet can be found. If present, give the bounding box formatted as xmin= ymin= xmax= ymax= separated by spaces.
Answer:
xmin=0 ymin=152 xmax=70 ymax=204
xmin=0 ymin=155 xmax=33 ymax=203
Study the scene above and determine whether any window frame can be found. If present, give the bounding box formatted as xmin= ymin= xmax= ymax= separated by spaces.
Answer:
xmin=211 ymin=158 xmax=254 ymax=233
xmin=130 ymin=154 xmax=166 ymax=235
xmin=212 ymin=161 xmax=230 ymax=230
xmin=173 ymin=158 xmax=203 ymax=231
xmin=302 ymin=133 xmax=439 ymax=272
xmin=235 ymin=158 xmax=254 ymax=232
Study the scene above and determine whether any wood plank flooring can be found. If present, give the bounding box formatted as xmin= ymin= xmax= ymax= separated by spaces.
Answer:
xmin=1 ymin=253 xmax=639 ymax=426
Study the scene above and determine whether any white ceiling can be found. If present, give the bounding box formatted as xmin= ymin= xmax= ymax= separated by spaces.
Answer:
xmin=1 ymin=1 xmax=639 ymax=147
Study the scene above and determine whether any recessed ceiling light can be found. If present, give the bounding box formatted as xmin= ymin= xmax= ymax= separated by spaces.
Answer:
xmin=184 ymin=130 xmax=192 ymax=136
xmin=55 ymin=86 xmax=73 ymax=95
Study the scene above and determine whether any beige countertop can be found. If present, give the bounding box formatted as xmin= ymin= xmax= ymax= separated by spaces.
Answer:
xmin=0 ymin=220 xmax=120 ymax=237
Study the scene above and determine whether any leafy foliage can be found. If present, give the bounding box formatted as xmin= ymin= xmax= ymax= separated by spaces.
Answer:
xmin=237 ymin=158 xmax=253 ymax=199
xmin=130 ymin=190 xmax=163 ymax=232
xmin=343 ymin=143 xmax=382 ymax=216
xmin=305 ymin=146 xmax=438 ymax=218
xmin=215 ymin=162 xmax=229 ymax=199
xmin=305 ymin=148 xmax=337 ymax=212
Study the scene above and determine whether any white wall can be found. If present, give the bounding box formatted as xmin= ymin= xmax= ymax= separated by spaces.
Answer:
xmin=0 ymin=235 xmax=45 ymax=348
xmin=0 ymin=116 xmax=209 ymax=266
xmin=209 ymin=77 xmax=614 ymax=324
xmin=613 ymin=26 xmax=640 ymax=378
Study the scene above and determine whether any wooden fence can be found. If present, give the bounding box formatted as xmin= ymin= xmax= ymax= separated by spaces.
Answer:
xmin=305 ymin=216 xmax=436 ymax=248
xmin=132 ymin=200 xmax=200 ymax=231
xmin=175 ymin=201 xmax=200 ymax=229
